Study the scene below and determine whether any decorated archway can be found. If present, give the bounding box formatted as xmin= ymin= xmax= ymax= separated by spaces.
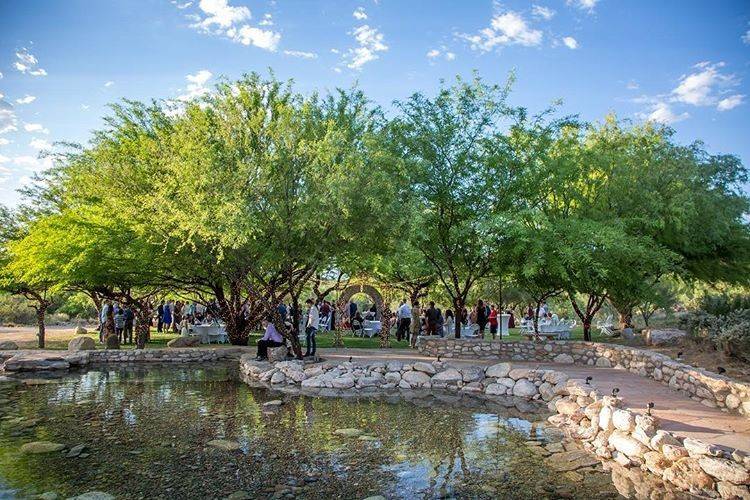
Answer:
xmin=337 ymin=283 xmax=385 ymax=323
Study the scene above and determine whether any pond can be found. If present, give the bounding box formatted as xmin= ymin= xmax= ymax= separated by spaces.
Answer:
xmin=0 ymin=363 xmax=626 ymax=499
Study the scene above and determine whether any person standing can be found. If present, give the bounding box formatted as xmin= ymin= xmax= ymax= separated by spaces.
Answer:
xmin=476 ymin=300 xmax=488 ymax=338
xmin=488 ymin=304 xmax=499 ymax=340
xmin=162 ymin=300 xmax=173 ymax=334
xmin=444 ymin=309 xmax=455 ymax=337
xmin=348 ymin=300 xmax=357 ymax=322
xmin=304 ymin=299 xmax=319 ymax=358
xmin=156 ymin=301 xmax=165 ymax=332
xmin=114 ymin=307 xmax=126 ymax=344
xmin=436 ymin=308 xmax=445 ymax=338
xmin=409 ymin=300 xmax=421 ymax=348
xmin=99 ymin=300 xmax=111 ymax=343
xmin=426 ymin=301 xmax=439 ymax=336
xmin=123 ymin=306 xmax=135 ymax=344
xmin=395 ymin=300 xmax=411 ymax=342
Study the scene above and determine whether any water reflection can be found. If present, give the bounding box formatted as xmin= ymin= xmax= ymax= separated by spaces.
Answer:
xmin=0 ymin=364 xmax=628 ymax=499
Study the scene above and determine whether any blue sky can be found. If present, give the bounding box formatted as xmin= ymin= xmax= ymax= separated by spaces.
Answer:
xmin=0 ymin=0 xmax=749 ymax=206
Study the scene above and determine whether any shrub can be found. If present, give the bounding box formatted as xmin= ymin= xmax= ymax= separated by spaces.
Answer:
xmin=679 ymin=307 xmax=750 ymax=361
xmin=698 ymin=293 xmax=750 ymax=317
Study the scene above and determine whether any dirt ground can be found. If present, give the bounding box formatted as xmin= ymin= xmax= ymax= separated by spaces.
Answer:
xmin=0 ymin=325 xmax=96 ymax=349
xmin=650 ymin=341 xmax=750 ymax=383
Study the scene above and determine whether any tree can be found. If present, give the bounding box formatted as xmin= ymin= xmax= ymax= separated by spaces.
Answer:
xmin=390 ymin=74 xmax=530 ymax=338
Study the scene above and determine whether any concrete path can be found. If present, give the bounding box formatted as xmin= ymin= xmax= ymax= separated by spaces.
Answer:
xmin=319 ymin=348 xmax=750 ymax=453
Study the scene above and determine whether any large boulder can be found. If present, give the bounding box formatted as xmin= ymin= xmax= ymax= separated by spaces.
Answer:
xmin=412 ymin=362 xmax=436 ymax=375
xmin=663 ymin=457 xmax=715 ymax=494
xmin=512 ymin=378 xmax=538 ymax=398
xmin=20 ymin=441 xmax=66 ymax=454
xmin=0 ymin=341 xmax=19 ymax=350
xmin=553 ymin=353 xmax=574 ymax=364
xmin=460 ymin=366 xmax=485 ymax=383
xmin=402 ymin=370 xmax=431 ymax=387
xmin=608 ymin=430 xmax=650 ymax=458
xmin=104 ymin=335 xmax=120 ymax=349
xmin=167 ymin=336 xmax=200 ymax=348
xmin=3 ymin=352 xmax=70 ymax=371
xmin=431 ymin=368 xmax=462 ymax=384
xmin=485 ymin=362 xmax=511 ymax=378
xmin=268 ymin=346 xmax=287 ymax=362
xmin=699 ymin=457 xmax=750 ymax=485
xmin=331 ymin=375 xmax=355 ymax=389
xmin=75 ymin=325 xmax=88 ymax=335
xmin=68 ymin=336 xmax=96 ymax=351
xmin=642 ymin=328 xmax=687 ymax=346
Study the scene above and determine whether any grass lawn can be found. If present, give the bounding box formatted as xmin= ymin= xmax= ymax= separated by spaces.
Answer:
xmin=4 ymin=324 xmax=614 ymax=350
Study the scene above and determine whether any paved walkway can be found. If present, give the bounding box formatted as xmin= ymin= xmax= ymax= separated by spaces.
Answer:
xmin=319 ymin=348 xmax=750 ymax=453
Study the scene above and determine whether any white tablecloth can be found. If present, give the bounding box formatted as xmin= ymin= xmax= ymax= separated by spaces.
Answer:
xmin=191 ymin=324 xmax=227 ymax=344
xmin=362 ymin=320 xmax=382 ymax=338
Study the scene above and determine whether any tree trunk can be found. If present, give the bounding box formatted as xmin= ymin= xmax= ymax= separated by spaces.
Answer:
xmin=582 ymin=320 xmax=592 ymax=342
xmin=134 ymin=303 xmax=152 ymax=349
xmin=453 ymin=297 xmax=463 ymax=339
xmin=618 ymin=309 xmax=634 ymax=331
xmin=287 ymin=292 xmax=303 ymax=358
xmin=35 ymin=303 xmax=48 ymax=349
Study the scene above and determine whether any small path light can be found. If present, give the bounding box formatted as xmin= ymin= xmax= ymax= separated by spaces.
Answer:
xmin=585 ymin=376 xmax=592 ymax=385
xmin=611 ymin=388 xmax=620 ymax=397
xmin=646 ymin=402 xmax=655 ymax=416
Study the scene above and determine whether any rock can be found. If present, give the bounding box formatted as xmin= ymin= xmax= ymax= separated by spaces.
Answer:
xmin=268 ymin=346 xmax=287 ymax=362
xmin=508 ymin=368 xmax=533 ymax=380
xmin=650 ymin=430 xmax=681 ymax=452
xmin=357 ymin=375 xmax=383 ymax=388
xmin=301 ymin=374 xmax=331 ymax=388
xmin=207 ymin=439 xmax=241 ymax=451
xmin=553 ymin=353 xmax=574 ymax=364
xmin=333 ymin=428 xmax=363 ymax=438
xmin=66 ymin=493 xmax=115 ymax=500
xmin=431 ymin=368 xmax=462 ymax=384
xmin=68 ymin=336 xmax=96 ymax=351
xmin=38 ymin=492 xmax=59 ymax=500
xmin=402 ymin=370 xmax=431 ymax=387
xmin=643 ymin=328 xmax=687 ymax=346
xmin=2 ymin=352 xmax=70 ymax=372
xmin=556 ymin=398 xmax=581 ymax=416
xmin=543 ymin=371 xmax=569 ymax=385
xmin=485 ymin=362 xmax=511 ymax=378
xmin=74 ymin=326 xmax=88 ymax=335
xmin=513 ymin=379 xmax=538 ymax=398
xmin=104 ymin=335 xmax=120 ymax=349
xmin=663 ymin=457 xmax=715 ymax=494
xmin=608 ymin=430 xmax=649 ymax=458
xmin=166 ymin=336 xmax=200 ymax=348
xmin=643 ymin=451 xmax=672 ymax=476
xmin=66 ymin=444 xmax=86 ymax=458
xmin=598 ymin=406 xmax=614 ymax=432
xmin=384 ymin=372 xmax=401 ymax=384
xmin=385 ymin=361 xmax=403 ymax=372
xmin=545 ymin=450 xmax=599 ymax=472
xmin=412 ymin=362 xmax=436 ymax=375
xmin=484 ymin=383 xmax=507 ymax=396
xmin=362 ymin=496 xmax=386 ymax=500
xmin=662 ymin=444 xmax=689 ymax=461
xmin=718 ymin=481 xmax=750 ymax=499
xmin=270 ymin=371 xmax=287 ymax=384
xmin=699 ymin=457 xmax=750 ymax=485
xmin=612 ymin=409 xmax=636 ymax=432
xmin=21 ymin=441 xmax=66 ymax=454
xmin=460 ymin=366 xmax=484 ymax=383
xmin=226 ymin=491 xmax=251 ymax=500
xmin=0 ymin=341 xmax=19 ymax=350
xmin=595 ymin=357 xmax=612 ymax=368
xmin=684 ymin=437 xmax=723 ymax=457
xmin=263 ymin=400 xmax=283 ymax=407
xmin=726 ymin=394 xmax=742 ymax=410
xmin=539 ymin=382 xmax=556 ymax=401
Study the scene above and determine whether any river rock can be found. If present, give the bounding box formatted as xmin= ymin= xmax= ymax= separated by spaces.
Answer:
xmin=270 ymin=371 xmax=286 ymax=384
xmin=556 ymin=398 xmax=580 ymax=415
xmin=460 ymin=366 xmax=485 ymax=383
xmin=643 ymin=328 xmax=687 ymax=346
xmin=684 ymin=437 xmax=723 ymax=457
xmin=663 ymin=457 xmax=715 ymax=494
xmin=74 ymin=326 xmax=88 ymax=335
xmin=608 ymin=430 xmax=649 ymax=458
xmin=643 ymin=451 xmax=672 ymax=476
xmin=104 ymin=335 xmax=120 ymax=349
xmin=699 ymin=457 xmax=750 ymax=485
xmin=545 ymin=450 xmax=599 ymax=472
xmin=484 ymin=383 xmax=507 ymax=396
xmin=412 ymin=362 xmax=436 ymax=375
xmin=66 ymin=492 xmax=115 ymax=500
xmin=0 ymin=341 xmax=19 ymax=350
xmin=726 ymin=394 xmax=742 ymax=410
xmin=553 ymin=353 xmax=574 ymax=364
xmin=595 ymin=357 xmax=612 ymax=368
xmin=599 ymin=406 xmax=614 ymax=432
xmin=486 ymin=362 xmax=511 ymax=378
xmin=431 ymin=368 xmax=462 ymax=383
xmin=207 ymin=439 xmax=241 ymax=451
xmin=543 ymin=370 xmax=569 ymax=385
xmin=513 ymin=379 xmax=538 ymax=397
xmin=68 ymin=336 xmax=96 ymax=351
xmin=612 ymin=409 xmax=636 ymax=432
xmin=717 ymin=481 xmax=750 ymax=499
xmin=402 ymin=370 xmax=431 ymax=387
xmin=21 ymin=441 xmax=66 ymax=454
xmin=662 ymin=444 xmax=689 ymax=461
xmin=167 ymin=336 xmax=200 ymax=348
xmin=384 ymin=372 xmax=401 ymax=384
xmin=508 ymin=368 xmax=533 ymax=380
xmin=3 ymin=353 xmax=70 ymax=371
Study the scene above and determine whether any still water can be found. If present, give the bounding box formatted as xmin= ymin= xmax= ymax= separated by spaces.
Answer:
xmin=0 ymin=364 xmax=624 ymax=499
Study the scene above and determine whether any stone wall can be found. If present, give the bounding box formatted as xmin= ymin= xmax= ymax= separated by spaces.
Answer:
xmin=0 ymin=347 xmax=251 ymax=371
xmin=417 ymin=337 xmax=750 ymax=417
xmin=239 ymin=356 xmax=750 ymax=499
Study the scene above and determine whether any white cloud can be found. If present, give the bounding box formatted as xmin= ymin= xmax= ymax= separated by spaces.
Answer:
xmin=742 ymin=24 xmax=750 ymax=44
xmin=0 ymin=98 xmax=18 ymax=135
xmin=0 ymin=138 xmax=10 ymax=146
xmin=426 ymin=48 xmax=456 ymax=62
xmin=717 ymin=94 xmax=744 ymax=111
xmin=172 ymin=1 xmax=193 ymax=9
xmin=187 ymin=0 xmax=281 ymax=51
xmin=562 ymin=36 xmax=578 ymax=49
xmin=642 ymin=102 xmax=689 ymax=125
xmin=81 ymin=104 xmax=90 ymax=110
xmin=345 ymin=25 xmax=388 ymax=70
xmin=330 ymin=48 xmax=339 ymax=54
xmin=353 ymin=7 xmax=367 ymax=20
xmin=672 ymin=62 xmax=738 ymax=110
xmin=532 ymin=5 xmax=555 ymax=20
xmin=0 ymin=154 xmax=8 ymax=163
xmin=11 ymin=155 xmax=53 ymax=172
xmin=626 ymin=80 xmax=639 ymax=90
xmin=259 ymin=13 xmax=273 ymax=26
xmin=15 ymin=95 xmax=36 ymax=105
xmin=29 ymin=138 xmax=51 ymax=150
xmin=23 ymin=123 xmax=49 ymax=134
xmin=178 ymin=70 xmax=213 ymax=101
xmin=104 ymin=81 xmax=115 ymax=87
xmin=0 ymin=72 xmax=3 ymax=79
xmin=458 ymin=11 xmax=542 ymax=52
xmin=14 ymin=48 xmax=47 ymax=77
xmin=566 ymin=0 xmax=599 ymax=13
xmin=228 ymin=25 xmax=281 ymax=50
xmin=283 ymin=50 xmax=318 ymax=59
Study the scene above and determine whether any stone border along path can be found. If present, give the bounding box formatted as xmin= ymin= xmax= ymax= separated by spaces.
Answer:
xmin=3 ymin=345 xmax=750 ymax=497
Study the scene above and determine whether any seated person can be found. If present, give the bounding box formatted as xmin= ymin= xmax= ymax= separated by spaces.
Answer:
xmin=255 ymin=317 xmax=284 ymax=360
xmin=351 ymin=311 xmax=364 ymax=332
